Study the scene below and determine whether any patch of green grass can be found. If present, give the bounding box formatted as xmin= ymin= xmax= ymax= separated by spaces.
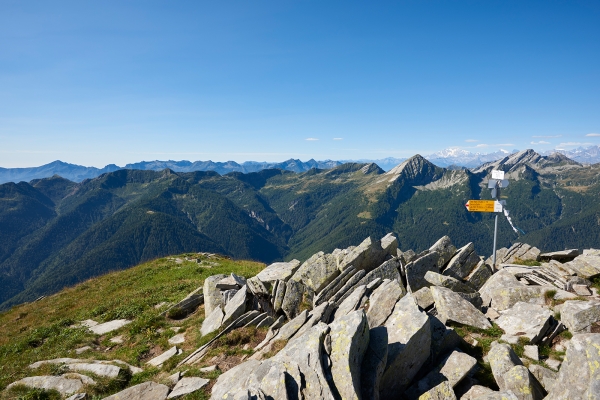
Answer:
xmin=1 ymin=385 xmax=62 ymax=400
xmin=512 ymin=258 xmax=542 ymax=267
xmin=511 ymin=337 xmax=531 ymax=358
xmin=559 ymin=330 xmax=573 ymax=340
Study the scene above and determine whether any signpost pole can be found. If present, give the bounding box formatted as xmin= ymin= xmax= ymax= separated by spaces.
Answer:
xmin=492 ymin=213 xmax=498 ymax=267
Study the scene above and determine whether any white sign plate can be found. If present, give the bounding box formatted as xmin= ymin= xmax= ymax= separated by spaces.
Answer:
xmin=491 ymin=170 xmax=505 ymax=180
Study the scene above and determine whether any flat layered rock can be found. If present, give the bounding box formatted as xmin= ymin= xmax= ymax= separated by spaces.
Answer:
xmin=147 ymin=346 xmax=178 ymax=367
xmin=104 ymin=381 xmax=170 ymax=400
xmin=563 ymin=255 xmax=600 ymax=279
xmin=89 ymin=319 xmax=132 ymax=335
xmin=204 ymin=274 xmax=228 ymax=317
xmin=367 ymin=279 xmax=406 ymax=328
xmin=337 ymin=236 xmax=388 ymax=273
xmin=291 ymin=301 xmax=334 ymax=339
xmin=222 ymin=285 xmax=248 ymax=326
xmin=168 ymin=377 xmax=210 ymax=399
xmin=7 ymin=376 xmax=83 ymax=396
xmin=256 ymin=260 xmax=301 ymax=285
xmin=431 ymin=286 xmax=491 ymax=329
xmin=496 ymin=302 xmax=554 ymax=344
xmin=539 ymin=249 xmax=579 ymax=262
xmin=314 ymin=266 xmax=359 ymax=307
xmin=443 ymin=242 xmax=480 ymax=280
xmin=479 ymin=269 xmax=522 ymax=307
xmin=290 ymin=252 xmax=339 ymax=293
xmin=465 ymin=261 xmax=493 ymax=290
xmin=329 ymin=310 xmax=370 ymax=400
xmin=67 ymin=363 xmax=120 ymax=378
xmin=211 ymin=360 xmax=262 ymax=400
xmin=429 ymin=235 xmax=457 ymax=269
xmin=560 ymin=300 xmax=600 ymax=333
xmin=413 ymin=287 xmax=435 ymax=309
xmin=381 ymin=233 xmax=398 ymax=257
xmin=490 ymin=285 xmax=555 ymax=311
xmin=201 ymin=306 xmax=224 ymax=336
xmin=406 ymin=252 xmax=440 ymax=293
xmin=380 ymin=295 xmax=431 ymax=399
xmin=503 ymin=365 xmax=545 ymax=400
xmin=168 ymin=333 xmax=186 ymax=345
xmin=425 ymin=270 xmax=475 ymax=293
xmin=273 ymin=279 xmax=286 ymax=312
xmin=281 ymin=279 xmax=306 ymax=319
xmin=333 ymin=285 xmax=367 ymax=320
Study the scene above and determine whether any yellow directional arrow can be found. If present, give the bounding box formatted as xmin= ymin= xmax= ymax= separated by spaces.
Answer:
xmin=465 ymin=200 xmax=503 ymax=213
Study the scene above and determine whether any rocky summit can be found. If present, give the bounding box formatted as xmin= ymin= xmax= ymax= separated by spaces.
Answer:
xmin=3 ymin=234 xmax=600 ymax=399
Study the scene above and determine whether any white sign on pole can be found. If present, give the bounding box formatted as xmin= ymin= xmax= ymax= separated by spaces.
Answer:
xmin=491 ymin=170 xmax=505 ymax=180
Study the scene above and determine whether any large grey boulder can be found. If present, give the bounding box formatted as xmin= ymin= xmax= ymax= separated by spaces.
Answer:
xmin=168 ymin=377 xmax=210 ymax=399
xmin=380 ymin=294 xmax=431 ymax=399
xmin=381 ymin=233 xmax=398 ymax=257
xmin=328 ymin=310 xmax=370 ymax=400
xmin=496 ymin=302 xmax=554 ymax=344
xmin=545 ymin=333 xmax=600 ymax=399
xmin=563 ymin=255 xmax=600 ymax=279
xmin=366 ymin=279 xmax=406 ymax=328
xmin=500 ymin=243 xmax=541 ymax=264
xmin=333 ymin=285 xmax=367 ymax=320
xmin=413 ymin=287 xmax=435 ymax=309
xmin=211 ymin=360 xmax=262 ymax=400
xmin=337 ymin=236 xmax=388 ymax=273
xmin=280 ymin=279 xmax=306 ymax=319
xmin=488 ymin=343 xmax=523 ymax=391
xmin=328 ymin=269 xmax=366 ymax=305
xmin=360 ymin=326 xmax=388 ymax=400
xmin=350 ymin=258 xmax=402 ymax=294
xmin=290 ymin=301 xmax=334 ymax=340
xmin=242 ymin=358 xmax=301 ymax=400
xmin=490 ymin=285 xmax=556 ymax=311
xmin=314 ymin=266 xmax=359 ymax=307
xmin=539 ymin=249 xmax=579 ymax=262
xmin=222 ymin=285 xmax=248 ymax=326
xmin=6 ymin=376 xmax=84 ymax=397
xmin=503 ymin=365 xmax=545 ymax=400
xmin=201 ymin=305 xmax=224 ymax=336
xmin=559 ymin=300 xmax=600 ymax=333
xmin=443 ymin=242 xmax=480 ymax=279
xmin=425 ymin=270 xmax=476 ymax=293
xmin=256 ymin=260 xmax=301 ymax=286
xmin=416 ymin=381 xmax=457 ymax=400
xmin=204 ymin=274 xmax=228 ymax=317
xmin=429 ymin=235 xmax=457 ymax=269
xmin=465 ymin=261 xmax=493 ymax=290
xmin=406 ymin=252 xmax=440 ymax=292
xmin=479 ymin=269 xmax=522 ymax=307
xmin=431 ymin=286 xmax=491 ymax=329
xmin=104 ymin=382 xmax=170 ymax=400
xmin=290 ymin=252 xmax=339 ymax=293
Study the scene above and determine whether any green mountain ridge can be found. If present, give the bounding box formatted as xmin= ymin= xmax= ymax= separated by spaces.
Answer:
xmin=1 ymin=150 xmax=600 ymax=310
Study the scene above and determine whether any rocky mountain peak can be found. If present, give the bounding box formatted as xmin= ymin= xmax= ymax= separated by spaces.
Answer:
xmin=384 ymin=154 xmax=442 ymax=183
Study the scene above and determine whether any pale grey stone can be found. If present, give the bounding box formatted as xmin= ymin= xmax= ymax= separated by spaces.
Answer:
xmin=146 ymin=346 xmax=178 ymax=367
xmin=313 ymin=265 xmax=358 ymax=307
xmin=417 ymin=381 xmax=456 ymax=399
xmin=62 ymin=373 xmax=95 ymax=386
xmin=290 ymin=252 xmax=339 ymax=293
xmin=429 ymin=235 xmax=457 ymax=269
xmin=204 ymin=274 xmax=227 ymax=317
xmin=211 ymin=360 xmax=262 ymax=400
xmin=7 ymin=376 xmax=83 ymax=396
xmin=503 ymin=364 xmax=545 ymax=400
xmin=460 ymin=385 xmax=495 ymax=400
xmin=406 ymin=252 xmax=441 ymax=292
xmin=528 ymin=364 xmax=557 ymax=392
xmin=242 ymin=359 xmax=296 ymax=400
xmin=573 ymin=284 xmax=592 ymax=296
xmin=168 ymin=333 xmax=185 ymax=345
xmin=337 ymin=236 xmax=388 ymax=273
xmin=563 ymin=255 xmax=600 ymax=279
xmin=29 ymin=358 xmax=80 ymax=369
xmin=280 ymin=279 xmax=305 ymax=319
xmin=110 ymin=335 xmax=124 ymax=344
xmin=524 ymin=345 xmax=539 ymax=361
xmin=103 ymin=381 xmax=170 ymax=400
xmin=488 ymin=343 xmax=523 ymax=391
xmin=256 ymin=259 xmax=301 ymax=285
xmin=75 ymin=346 xmax=91 ymax=354
xmin=443 ymin=242 xmax=480 ymax=280
xmin=545 ymin=358 xmax=562 ymax=370
xmin=168 ymin=371 xmax=181 ymax=385
xmin=457 ymin=292 xmax=483 ymax=309
xmin=342 ymin=258 xmax=402 ymax=304
xmin=496 ymin=302 xmax=554 ymax=344
xmin=431 ymin=286 xmax=491 ymax=329
xmin=501 ymin=243 xmax=541 ymax=264
xmin=413 ymin=287 xmax=435 ymax=309
xmin=222 ymin=285 xmax=248 ymax=326
xmin=88 ymin=319 xmax=131 ymax=335
xmin=222 ymin=289 xmax=239 ymax=306
xmin=243 ymin=313 xmax=269 ymax=328
xmin=201 ymin=305 xmax=224 ymax=336
xmin=380 ymin=294 xmax=431 ymax=399
xmin=367 ymin=279 xmax=406 ymax=328
xmin=65 ymin=394 xmax=87 ymax=400
xmin=291 ymin=301 xmax=334 ymax=339
xmin=333 ymin=285 xmax=367 ymax=320
xmin=539 ymin=249 xmax=579 ymax=262
xmin=381 ymin=232 xmax=398 ymax=258
xmin=361 ymin=326 xmax=388 ymax=400
xmin=329 ymin=310 xmax=370 ymax=400
xmin=246 ymin=276 xmax=269 ymax=296
xmin=425 ymin=270 xmax=476 ymax=293
xmin=479 ymin=269 xmax=522 ymax=307
xmin=466 ymin=261 xmax=493 ymax=290
xmin=200 ymin=365 xmax=217 ymax=372
xmin=560 ymin=300 xmax=600 ymax=333
xmin=272 ymin=279 xmax=286 ymax=312
xmin=328 ymin=269 xmax=366 ymax=305
xmin=167 ymin=377 xmax=210 ymax=399
xmin=66 ymin=363 xmax=120 ymax=378
xmin=490 ymin=285 xmax=556 ymax=311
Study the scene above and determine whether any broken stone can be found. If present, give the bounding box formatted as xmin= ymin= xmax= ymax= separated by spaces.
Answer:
xmin=280 ymin=279 xmax=305 ymax=320
xmin=272 ymin=279 xmax=286 ymax=312
xmin=65 ymin=393 xmax=87 ymax=400
xmin=503 ymin=364 xmax=544 ymax=400
xmin=488 ymin=343 xmax=523 ymax=391
xmin=523 ymin=345 xmax=539 ymax=361
xmin=168 ymin=333 xmax=185 ymax=345
xmin=417 ymin=381 xmax=456 ymax=400
xmin=333 ymin=285 xmax=367 ymax=320
xmin=479 ymin=269 xmax=522 ymax=307
xmin=572 ymin=284 xmax=591 ymax=296
xmin=381 ymin=232 xmax=399 ymax=257
xmin=110 ymin=335 xmax=124 ymax=344
xmin=406 ymin=252 xmax=441 ymax=293
xmin=562 ymin=255 xmax=600 ymax=279
xmin=429 ymin=235 xmax=457 ymax=269
xmin=528 ymin=364 xmax=557 ymax=393
xmin=559 ymin=300 xmax=600 ymax=333
xmin=103 ymin=381 xmax=170 ymax=400
xmin=167 ymin=377 xmax=210 ymax=399
xmin=366 ymin=279 xmax=406 ymax=328
xmin=6 ymin=376 xmax=84 ymax=397
xmin=256 ymin=260 xmax=301 ymax=286
xmin=313 ymin=265 xmax=359 ymax=307
xmin=380 ymin=294 xmax=431 ymax=399
xmin=443 ymin=242 xmax=480 ymax=280
xmin=496 ymin=302 xmax=554 ymax=344
xmin=460 ymin=385 xmax=495 ymax=400
xmin=204 ymin=274 xmax=228 ymax=317
xmin=425 ymin=270 xmax=476 ymax=293
xmin=465 ymin=261 xmax=493 ymax=290
xmin=328 ymin=310 xmax=370 ymax=400
xmin=75 ymin=346 xmax=91 ymax=354
xmin=201 ymin=305 xmax=224 ymax=336
xmin=490 ymin=285 xmax=555 ymax=311
xmin=337 ymin=236 xmax=388 ymax=273
xmin=291 ymin=301 xmax=334 ymax=339
xmin=88 ymin=319 xmax=132 ymax=335
xmin=413 ymin=287 xmax=435 ymax=309
xmin=539 ymin=249 xmax=579 ymax=262
xmin=431 ymin=286 xmax=491 ymax=330
xmin=222 ymin=285 xmax=248 ymax=327
xmin=146 ymin=346 xmax=178 ymax=367
xmin=216 ymin=276 xmax=240 ymax=290
xmin=290 ymin=252 xmax=339 ymax=293
xmin=545 ymin=359 xmax=561 ymax=371
xmin=66 ymin=363 xmax=120 ymax=378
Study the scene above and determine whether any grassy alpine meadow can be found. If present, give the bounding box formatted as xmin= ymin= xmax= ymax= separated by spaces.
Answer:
xmin=0 ymin=254 xmax=265 ymax=399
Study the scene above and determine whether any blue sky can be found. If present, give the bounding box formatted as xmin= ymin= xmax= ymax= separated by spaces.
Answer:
xmin=1 ymin=1 xmax=599 ymax=167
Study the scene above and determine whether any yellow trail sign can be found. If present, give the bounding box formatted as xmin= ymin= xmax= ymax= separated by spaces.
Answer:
xmin=465 ymin=200 xmax=503 ymax=213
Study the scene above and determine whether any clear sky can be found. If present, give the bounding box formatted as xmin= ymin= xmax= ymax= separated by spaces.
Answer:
xmin=1 ymin=1 xmax=599 ymax=168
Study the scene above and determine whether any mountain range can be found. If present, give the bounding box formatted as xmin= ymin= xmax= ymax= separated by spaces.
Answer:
xmin=2 ymin=146 xmax=599 ymax=184
xmin=1 ymin=149 xmax=599 ymax=310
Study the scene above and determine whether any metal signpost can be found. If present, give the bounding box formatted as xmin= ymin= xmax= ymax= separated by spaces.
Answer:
xmin=465 ymin=170 xmax=509 ymax=267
